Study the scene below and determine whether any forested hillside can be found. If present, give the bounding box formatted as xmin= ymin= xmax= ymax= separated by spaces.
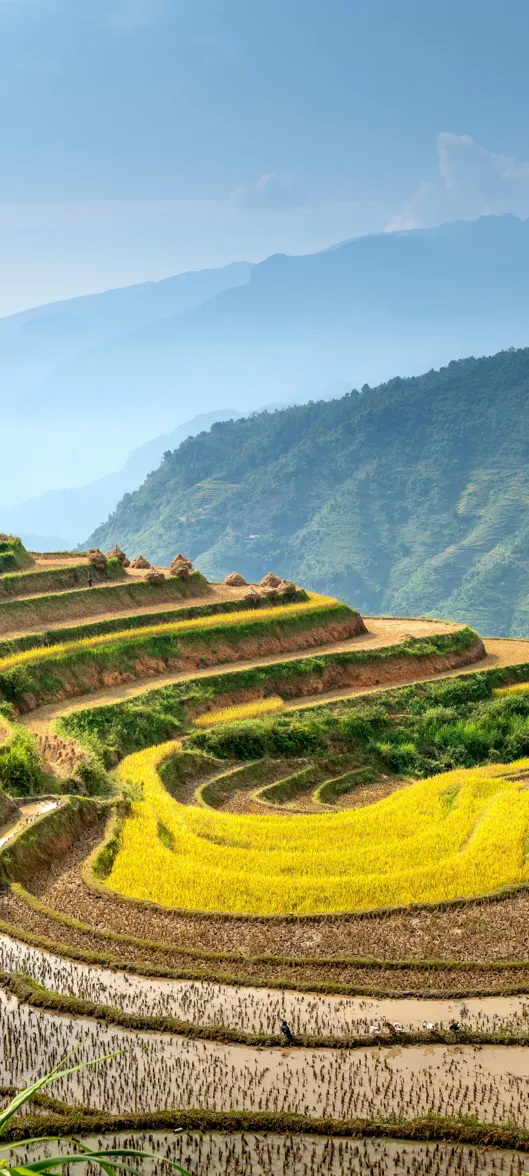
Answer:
xmin=89 ymin=346 xmax=529 ymax=637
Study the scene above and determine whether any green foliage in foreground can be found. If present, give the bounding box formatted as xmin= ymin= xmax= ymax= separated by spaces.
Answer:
xmin=0 ymin=712 xmax=50 ymax=796
xmin=0 ymin=535 xmax=33 ymax=575
xmin=188 ymin=661 xmax=529 ymax=778
xmin=0 ymin=1053 xmax=191 ymax=1175
xmin=0 ymin=706 xmax=110 ymax=798
xmin=57 ymin=627 xmax=477 ymax=764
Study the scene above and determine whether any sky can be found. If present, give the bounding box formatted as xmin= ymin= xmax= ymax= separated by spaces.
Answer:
xmin=3 ymin=0 xmax=529 ymax=312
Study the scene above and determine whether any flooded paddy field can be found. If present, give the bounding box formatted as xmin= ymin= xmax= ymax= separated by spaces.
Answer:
xmin=3 ymin=935 xmax=529 ymax=1039
xmin=3 ymin=987 xmax=529 ymax=1124
xmin=5 ymin=1132 xmax=529 ymax=1176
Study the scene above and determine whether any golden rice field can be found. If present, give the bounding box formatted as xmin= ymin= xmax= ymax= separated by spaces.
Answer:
xmin=193 ymin=696 xmax=285 ymax=727
xmin=0 ymin=592 xmax=335 ymax=672
xmin=107 ymin=743 xmax=529 ymax=915
xmin=494 ymin=682 xmax=529 ymax=696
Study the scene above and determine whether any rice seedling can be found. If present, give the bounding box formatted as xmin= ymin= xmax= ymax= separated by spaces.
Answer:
xmin=4 ymin=933 xmax=529 ymax=1040
xmin=106 ymin=744 xmax=529 ymax=915
xmin=0 ymin=1050 xmax=191 ymax=1174
xmin=3 ymin=989 xmax=529 ymax=1128
xmin=193 ymin=696 xmax=285 ymax=728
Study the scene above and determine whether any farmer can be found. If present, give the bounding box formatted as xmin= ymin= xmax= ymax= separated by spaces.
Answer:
xmin=87 ymin=569 xmax=93 ymax=587
xmin=280 ymin=1020 xmax=294 ymax=1044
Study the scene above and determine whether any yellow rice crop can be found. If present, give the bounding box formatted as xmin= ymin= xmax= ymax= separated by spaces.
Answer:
xmin=0 ymin=593 xmax=335 ymax=673
xmin=193 ymin=697 xmax=285 ymax=728
xmin=106 ymin=744 xmax=529 ymax=916
xmin=493 ymin=682 xmax=529 ymax=697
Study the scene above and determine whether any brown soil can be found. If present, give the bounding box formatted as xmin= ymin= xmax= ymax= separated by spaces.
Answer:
xmin=22 ymin=618 xmax=481 ymax=733
xmin=5 ymin=818 xmax=529 ymax=995
xmin=14 ymin=614 xmax=365 ymax=714
xmin=0 ymin=581 xmax=287 ymax=639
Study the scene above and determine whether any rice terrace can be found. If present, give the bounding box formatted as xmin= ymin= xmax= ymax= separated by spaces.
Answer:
xmin=6 ymin=534 xmax=529 ymax=1172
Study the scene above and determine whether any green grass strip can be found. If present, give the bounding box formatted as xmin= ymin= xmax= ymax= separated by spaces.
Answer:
xmin=57 ymin=625 xmax=479 ymax=763
xmin=0 ymin=599 xmax=352 ymax=708
xmin=5 ymin=1108 xmax=529 ymax=1150
xmin=0 ymin=562 xmax=122 ymax=600
xmin=0 ymin=571 xmax=210 ymax=633
xmin=4 ymin=969 xmax=529 ymax=1051
xmin=0 ymin=589 xmax=309 ymax=657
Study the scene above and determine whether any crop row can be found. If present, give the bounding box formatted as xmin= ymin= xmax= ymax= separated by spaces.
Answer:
xmin=105 ymin=742 xmax=529 ymax=915
xmin=0 ymin=593 xmax=340 ymax=674
xmin=0 ymin=596 xmax=354 ymax=710
xmin=0 ymin=588 xmax=308 ymax=657
xmin=0 ymin=570 xmax=210 ymax=635
xmin=0 ymin=560 xmax=120 ymax=600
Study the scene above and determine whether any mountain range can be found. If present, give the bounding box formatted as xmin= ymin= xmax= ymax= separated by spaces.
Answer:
xmin=6 ymin=213 xmax=529 ymax=509
xmin=89 ymin=345 xmax=529 ymax=638
xmin=2 ymin=409 xmax=242 ymax=550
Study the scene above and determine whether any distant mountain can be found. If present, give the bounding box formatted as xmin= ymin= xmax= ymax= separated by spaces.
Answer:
xmin=3 ymin=410 xmax=242 ymax=549
xmin=0 ymin=259 xmax=253 ymax=376
xmin=7 ymin=214 xmax=529 ymax=506
xmin=88 ymin=346 xmax=529 ymax=638
xmin=0 ymin=261 xmax=252 ymax=505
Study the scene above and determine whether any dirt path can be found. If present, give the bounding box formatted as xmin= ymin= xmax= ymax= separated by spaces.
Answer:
xmin=1 ymin=582 xmax=272 ymax=638
xmin=282 ymin=635 xmax=529 ymax=711
xmin=20 ymin=617 xmax=494 ymax=734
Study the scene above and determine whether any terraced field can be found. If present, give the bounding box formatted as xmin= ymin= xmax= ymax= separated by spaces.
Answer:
xmin=4 ymin=539 xmax=529 ymax=1169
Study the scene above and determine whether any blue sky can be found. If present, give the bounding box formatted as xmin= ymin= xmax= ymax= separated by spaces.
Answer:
xmin=3 ymin=0 xmax=529 ymax=312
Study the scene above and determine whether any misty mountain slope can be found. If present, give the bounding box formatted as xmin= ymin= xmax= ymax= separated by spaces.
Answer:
xmin=0 ymin=260 xmax=252 ymax=505
xmin=7 ymin=213 xmax=529 ymax=507
xmin=2 ymin=410 xmax=242 ymax=548
xmin=27 ymin=214 xmax=529 ymax=427
xmin=88 ymin=346 xmax=529 ymax=637
xmin=0 ymin=260 xmax=252 ymax=369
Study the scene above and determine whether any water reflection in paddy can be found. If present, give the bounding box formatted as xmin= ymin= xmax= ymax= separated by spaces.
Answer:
xmin=4 ymin=1133 xmax=529 ymax=1176
xmin=2 ymin=989 xmax=529 ymax=1124
xmin=2 ymin=935 xmax=529 ymax=1039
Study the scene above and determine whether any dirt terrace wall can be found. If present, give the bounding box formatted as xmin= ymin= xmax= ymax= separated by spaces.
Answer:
xmin=8 ymin=610 xmax=366 ymax=713
xmin=0 ymin=788 xmax=18 ymax=826
xmin=185 ymin=637 xmax=487 ymax=718
xmin=0 ymin=571 xmax=211 ymax=635
xmin=0 ymin=797 xmax=103 ymax=887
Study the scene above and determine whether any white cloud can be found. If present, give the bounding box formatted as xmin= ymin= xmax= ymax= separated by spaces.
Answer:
xmin=388 ymin=132 xmax=529 ymax=231
xmin=230 ymin=172 xmax=309 ymax=212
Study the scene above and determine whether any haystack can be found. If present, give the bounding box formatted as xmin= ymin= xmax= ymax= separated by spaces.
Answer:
xmin=277 ymin=579 xmax=297 ymax=597
xmin=260 ymin=572 xmax=281 ymax=588
xmin=169 ymin=558 xmax=190 ymax=579
xmin=243 ymin=587 xmax=261 ymax=607
xmin=224 ymin=571 xmax=247 ymax=586
xmin=107 ymin=544 xmax=130 ymax=567
xmin=87 ymin=548 xmax=107 ymax=571
xmin=145 ymin=569 xmax=165 ymax=583
xmin=130 ymin=555 xmax=151 ymax=569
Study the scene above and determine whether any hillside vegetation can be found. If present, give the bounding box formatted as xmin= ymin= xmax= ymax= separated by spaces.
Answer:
xmin=0 ymin=535 xmax=33 ymax=574
xmin=90 ymin=346 xmax=529 ymax=637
